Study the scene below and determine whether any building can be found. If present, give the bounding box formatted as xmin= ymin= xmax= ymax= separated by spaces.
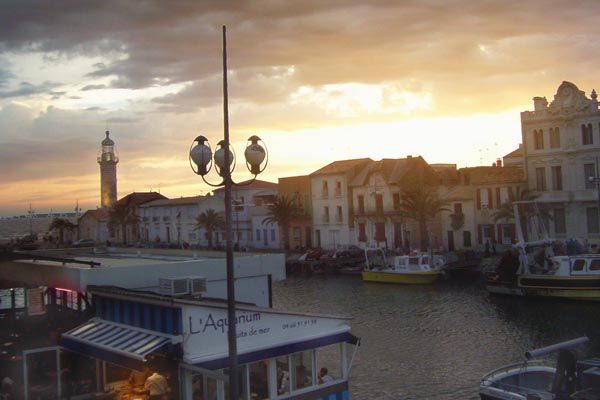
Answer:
xmin=278 ymin=175 xmax=312 ymax=250
xmin=350 ymin=157 xmax=441 ymax=251
xmin=521 ymin=81 xmax=600 ymax=244
xmin=310 ymin=158 xmax=372 ymax=249
xmin=111 ymin=191 xmax=167 ymax=244
xmin=77 ymin=209 xmax=110 ymax=243
xmin=98 ymin=131 xmax=118 ymax=208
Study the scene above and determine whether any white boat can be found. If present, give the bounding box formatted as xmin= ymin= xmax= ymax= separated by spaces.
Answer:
xmin=486 ymin=202 xmax=600 ymax=301
xmin=479 ymin=336 xmax=600 ymax=400
xmin=362 ymin=248 xmax=446 ymax=284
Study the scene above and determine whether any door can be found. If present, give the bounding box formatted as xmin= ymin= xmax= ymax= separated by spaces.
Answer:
xmin=447 ymin=230 xmax=455 ymax=251
xmin=23 ymin=347 xmax=61 ymax=400
xmin=315 ymin=230 xmax=321 ymax=247
xmin=305 ymin=227 xmax=312 ymax=248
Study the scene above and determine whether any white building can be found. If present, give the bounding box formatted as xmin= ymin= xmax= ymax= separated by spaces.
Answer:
xmin=310 ymin=159 xmax=372 ymax=249
xmin=521 ymin=81 xmax=600 ymax=244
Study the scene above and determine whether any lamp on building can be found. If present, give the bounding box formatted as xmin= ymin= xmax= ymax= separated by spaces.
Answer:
xmin=188 ymin=25 xmax=268 ymax=400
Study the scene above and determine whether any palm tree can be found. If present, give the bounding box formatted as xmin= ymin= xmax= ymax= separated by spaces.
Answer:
xmin=196 ymin=209 xmax=224 ymax=249
xmin=108 ymin=205 xmax=140 ymax=245
xmin=399 ymin=186 xmax=449 ymax=251
xmin=48 ymin=218 xmax=77 ymax=245
xmin=262 ymin=195 xmax=300 ymax=251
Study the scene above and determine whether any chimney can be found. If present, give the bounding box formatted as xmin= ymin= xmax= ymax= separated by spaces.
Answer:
xmin=533 ymin=96 xmax=548 ymax=111
xmin=496 ymin=158 xmax=502 ymax=167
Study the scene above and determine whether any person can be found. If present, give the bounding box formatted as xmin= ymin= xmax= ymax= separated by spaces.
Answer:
xmin=144 ymin=370 xmax=170 ymax=400
xmin=317 ymin=367 xmax=333 ymax=385
xmin=0 ymin=377 xmax=14 ymax=400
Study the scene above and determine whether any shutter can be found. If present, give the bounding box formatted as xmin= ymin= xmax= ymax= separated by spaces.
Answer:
xmin=495 ymin=188 xmax=501 ymax=209
xmin=476 ymin=189 xmax=481 ymax=210
xmin=488 ymin=188 xmax=493 ymax=209
xmin=508 ymin=186 xmax=514 ymax=202
xmin=477 ymin=224 xmax=482 ymax=245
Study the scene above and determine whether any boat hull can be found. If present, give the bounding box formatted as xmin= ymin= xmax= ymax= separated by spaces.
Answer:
xmin=486 ymin=275 xmax=600 ymax=301
xmin=362 ymin=270 xmax=441 ymax=284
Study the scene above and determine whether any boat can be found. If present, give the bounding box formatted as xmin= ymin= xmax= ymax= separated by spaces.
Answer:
xmin=361 ymin=247 xmax=446 ymax=284
xmin=485 ymin=202 xmax=600 ymax=301
xmin=480 ymin=336 xmax=600 ymax=400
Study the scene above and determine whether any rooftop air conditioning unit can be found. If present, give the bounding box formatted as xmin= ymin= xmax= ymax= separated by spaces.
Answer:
xmin=159 ymin=277 xmax=189 ymax=297
xmin=188 ymin=276 xmax=207 ymax=296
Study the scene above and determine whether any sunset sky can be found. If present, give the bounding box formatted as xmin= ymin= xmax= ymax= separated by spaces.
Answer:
xmin=2 ymin=1 xmax=600 ymax=216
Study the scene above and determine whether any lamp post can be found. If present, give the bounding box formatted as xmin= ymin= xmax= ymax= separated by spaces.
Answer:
xmin=189 ymin=25 xmax=268 ymax=400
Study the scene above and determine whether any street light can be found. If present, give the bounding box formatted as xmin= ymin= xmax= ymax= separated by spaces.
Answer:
xmin=188 ymin=25 xmax=268 ymax=400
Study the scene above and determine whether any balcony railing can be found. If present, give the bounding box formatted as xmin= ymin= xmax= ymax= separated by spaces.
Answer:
xmin=334 ymin=188 xmax=342 ymax=197
xmin=162 ymin=216 xmax=170 ymax=222
xmin=321 ymin=189 xmax=329 ymax=199
xmin=152 ymin=216 xmax=160 ymax=223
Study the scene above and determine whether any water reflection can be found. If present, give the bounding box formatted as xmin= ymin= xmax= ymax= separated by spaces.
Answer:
xmin=272 ymin=275 xmax=600 ymax=400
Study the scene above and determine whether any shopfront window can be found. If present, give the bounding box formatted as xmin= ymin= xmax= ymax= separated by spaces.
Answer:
xmin=248 ymin=360 xmax=269 ymax=399
xmin=291 ymin=351 xmax=314 ymax=391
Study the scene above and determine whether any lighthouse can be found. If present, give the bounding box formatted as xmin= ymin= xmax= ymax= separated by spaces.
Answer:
xmin=98 ymin=130 xmax=118 ymax=208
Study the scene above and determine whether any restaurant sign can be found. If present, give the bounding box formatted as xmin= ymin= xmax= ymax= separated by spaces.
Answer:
xmin=181 ymin=305 xmax=349 ymax=364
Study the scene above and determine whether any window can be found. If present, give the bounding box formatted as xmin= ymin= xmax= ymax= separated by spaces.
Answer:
xmin=375 ymin=193 xmax=384 ymax=213
xmin=271 ymin=229 xmax=276 ymax=241
xmin=256 ymin=229 xmax=261 ymax=241
xmin=358 ymin=223 xmax=367 ymax=242
xmin=393 ymin=193 xmax=401 ymax=211
xmin=248 ymin=360 xmax=270 ymax=399
xmin=535 ymin=167 xmax=546 ymax=191
xmin=321 ymin=181 xmax=328 ymax=198
xmin=463 ymin=231 xmax=472 ymax=247
xmin=293 ymin=227 xmax=301 ymax=241
xmin=587 ymin=207 xmax=599 ymax=233
xmin=291 ymin=351 xmax=314 ymax=391
xmin=334 ymin=181 xmax=342 ymax=197
xmin=480 ymin=188 xmax=489 ymax=208
xmin=357 ymin=195 xmax=365 ymax=213
xmin=336 ymin=206 xmax=342 ymax=222
xmin=550 ymin=127 xmax=560 ymax=148
xmin=582 ymin=123 xmax=594 ymax=145
xmin=551 ymin=166 xmax=563 ymax=190
xmin=482 ymin=225 xmax=492 ymax=240
xmin=573 ymin=259 xmax=586 ymax=272
xmin=585 ymin=163 xmax=597 ymax=189
xmin=454 ymin=203 xmax=463 ymax=214
xmin=375 ymin=223 xmax=386 ymax=242
xmin=323 ymin=206 xmax=329 ymax=223
xmin=500 ymin=187 xmax=509 ymax=205
xmin=533 ymin=129 xmax=544 ymax=150
xmin=591 ymin=260 xmax=600 ymax=271
xmin=554 ymin=208 xmax=566 ymax=234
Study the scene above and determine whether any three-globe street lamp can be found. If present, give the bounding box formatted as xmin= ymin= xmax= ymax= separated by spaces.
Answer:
xmin=189 ymin=26 xmax=268 ymax=400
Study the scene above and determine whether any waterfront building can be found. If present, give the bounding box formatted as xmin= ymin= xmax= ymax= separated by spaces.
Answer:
xmin=98 ymin=131 xmax=119 ymax=209
xmin=278 ymin=175 xmax=313 ymax=250
xmin=77 ymin=209 xmax=110 ymax=243
xmin=110 ymin=191 xmax=166 ymax=244
xmin=350 ymin=157 xmax=441 ymax=251
xmin=521 ymin=81 xmax=600 ymax=245
xmin=310 ymin=158 xmax=372 ymax=249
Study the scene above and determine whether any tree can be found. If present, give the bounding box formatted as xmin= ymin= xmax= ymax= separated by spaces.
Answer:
xmin=399 ymin=186 xmax=449 ymax=251
xmin=196 ymin=209 xmax=224 ymax=249
xmin=262 ymin=195 xmax=300 ymax=251
xmin=108 ymin=205 xmax=140 ymax=245
xmin=48 ymin=218 xmax=77 ymax=244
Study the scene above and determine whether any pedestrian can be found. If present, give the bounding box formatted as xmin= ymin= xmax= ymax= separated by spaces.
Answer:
xmin=318 ymin=367 xmax=333 ymax=384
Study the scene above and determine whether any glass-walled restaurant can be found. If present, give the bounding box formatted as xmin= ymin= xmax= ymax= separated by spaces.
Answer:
xmin=1 ymin=285 xmax=358 ymax=400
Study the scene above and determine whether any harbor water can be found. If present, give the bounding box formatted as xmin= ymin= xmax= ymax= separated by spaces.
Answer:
xmin=272 ymin=275 xmax=600 ymax=400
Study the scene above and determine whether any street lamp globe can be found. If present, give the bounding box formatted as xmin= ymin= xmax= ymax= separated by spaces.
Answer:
xmin=244 ymin=135 xmax=267 ymax=175
xmin=214 ymin=140 xmax=236 ymax=176
xmin=189 ymin=136 xmax=213 ymax=176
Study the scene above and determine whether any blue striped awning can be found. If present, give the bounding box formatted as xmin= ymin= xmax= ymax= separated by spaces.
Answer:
xmin=60 ymin=318 xmax=181 ymax=370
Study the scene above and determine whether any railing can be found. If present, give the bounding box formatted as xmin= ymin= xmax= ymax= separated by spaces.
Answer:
xmin=152 ymin=216 xmax=160 ymax=222
xmin=163 ymin=216 xmax=170 ymax=222
xmin=334 ymin=188 xmax=342 ymax=197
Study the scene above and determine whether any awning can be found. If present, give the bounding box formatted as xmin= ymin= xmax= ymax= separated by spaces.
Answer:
xmin=60 ymin=318 xmax=182 ymax=371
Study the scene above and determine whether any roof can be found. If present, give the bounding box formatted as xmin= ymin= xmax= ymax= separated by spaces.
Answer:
xmin=78 ymin=208 xmax=109 ymax=221
xmin=212 ymin=179 xmax=278 ymax=194
xmin=115 ymin=192 xmax=167 ymax=207
xmin=503 ymin=147 xmax=523 ymax=159
xmin=310 ymin=158 xmax=372 ymax=176
xmin=140 ymin=196 xmax=204 ymax=208
xmin=101 ymin=131 xmax=114 ymax=146
xmin=459 ymin=165 xmax=524 ymax=184
xmin=349 ymin=156 xmax=438 ymax=187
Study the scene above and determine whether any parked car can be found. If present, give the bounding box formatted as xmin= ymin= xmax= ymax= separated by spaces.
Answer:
xmin=72 ymin=239 xmax=96 ymax=248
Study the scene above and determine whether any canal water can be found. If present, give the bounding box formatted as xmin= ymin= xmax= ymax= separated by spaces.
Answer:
xmin=272 ymin=275 xmax=600 ymax=400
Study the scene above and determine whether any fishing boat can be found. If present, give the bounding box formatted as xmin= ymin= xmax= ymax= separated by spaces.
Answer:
xmin=361 ymin=247 xmax=445 ymax=284
xmin=480 ymin=336 xmax=600 ymax=400
xmin=485 ymin=202 xmax=600 ymax=301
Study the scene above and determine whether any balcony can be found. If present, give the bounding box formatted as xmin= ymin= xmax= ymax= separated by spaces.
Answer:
xmin=323 ymin=215 xmax=330 ymax=223
xmin=152 ymin=216 xmax=160 ymax=223
xmin=334 ymin=188 xmax=342 ymax=198
xmin=321 ymin=189 xmax=329 ymax=199
xmin=162 ymin=216 xmax=170 ymax=222
xmin=335 ymin=214 xmax=343 ymax=223
xmin=142 ymin=217 xmax=149 ymax=223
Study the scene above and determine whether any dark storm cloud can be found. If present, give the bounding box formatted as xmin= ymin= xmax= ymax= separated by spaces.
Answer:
xmin=0 ymin=81 xmax=61 ymax=99
xmin=4 ymin=0 xmax=600 ymax=110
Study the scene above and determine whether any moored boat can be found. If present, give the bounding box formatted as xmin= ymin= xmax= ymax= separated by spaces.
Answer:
xmin=361 ymin=248 xmax=445 ymax=284
xmin=479 ymin=336 xmax=600 ymax=400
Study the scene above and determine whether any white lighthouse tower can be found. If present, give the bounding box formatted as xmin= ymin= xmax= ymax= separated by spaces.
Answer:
xmin=98 ymin=130 xmax=118 ymax=208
